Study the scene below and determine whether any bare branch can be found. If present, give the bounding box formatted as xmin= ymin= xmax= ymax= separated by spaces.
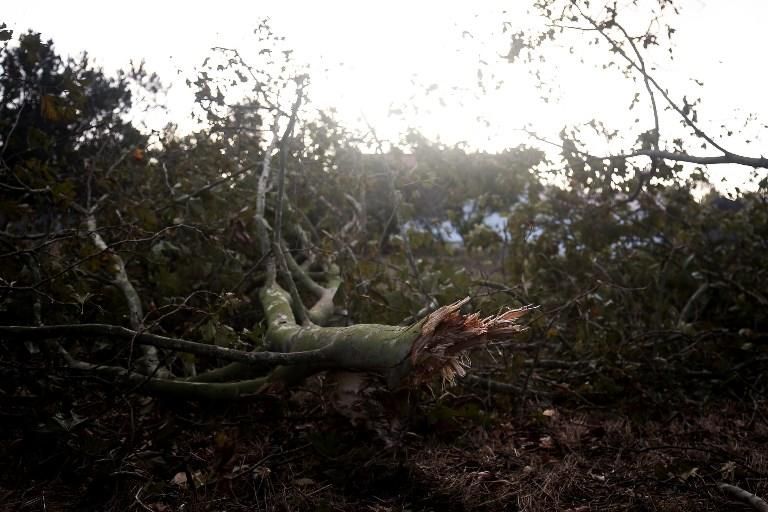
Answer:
xmin=629 ymin=149 xmax=768 ymax=169
xmin=524 ymin=129 xmax=768 ymax=171
xmin=0 ymin=323 xmax=335 ymax=368
xmin=86 ymin=213 xmax=162 ymax=374
xmin=254 ymin=118 xmax=281 ymax=285
xmin=57 ymin=344 xmax=271 ymax=400
xmin=273 ymin=84 xmax=308 ymax=324
xmin=539 ymin=3 xmax=767 ymax=174
xmin=573 ymin=3 xmax=730 ymax=155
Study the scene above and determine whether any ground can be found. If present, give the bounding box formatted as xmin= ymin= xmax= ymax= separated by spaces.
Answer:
xmin=1 ymin=361 xmax=766 ymax=511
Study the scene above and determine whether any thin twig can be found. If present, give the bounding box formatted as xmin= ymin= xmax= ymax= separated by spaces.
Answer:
xmin=1 ymin=323 xmax=335 ymax=367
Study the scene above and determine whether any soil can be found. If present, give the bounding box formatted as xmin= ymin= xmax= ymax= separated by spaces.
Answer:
xmin=1 ymin=364 xmax=766 ymax=511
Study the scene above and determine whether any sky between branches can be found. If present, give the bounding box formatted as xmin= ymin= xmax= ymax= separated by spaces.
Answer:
xmin=4 ymin=0 xmax=766 ymax=192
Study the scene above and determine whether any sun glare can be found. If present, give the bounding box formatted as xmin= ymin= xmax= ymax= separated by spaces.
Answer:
xmin=2 ymin=0 xmax=765 ymax=191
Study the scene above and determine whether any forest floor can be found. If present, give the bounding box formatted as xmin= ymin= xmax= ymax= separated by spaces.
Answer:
xmin=1 ymin=362 xmax=766 ymax=512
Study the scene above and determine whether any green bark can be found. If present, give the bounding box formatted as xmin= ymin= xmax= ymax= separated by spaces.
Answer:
xmin=260 ymin=283 xmax=422 ymax=386
xmin=258 ymin=283 xmax=530 ymax=389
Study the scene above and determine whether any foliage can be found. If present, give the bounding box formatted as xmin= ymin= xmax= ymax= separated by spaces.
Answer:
xmin=0 ymin=11 xmax=766 ymax=509
xmin=0 ymin=23 xmax=765 ymax=399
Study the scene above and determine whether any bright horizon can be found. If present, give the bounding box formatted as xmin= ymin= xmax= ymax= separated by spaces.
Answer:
xmin=3 ymin=1 xmax=767 ymax=193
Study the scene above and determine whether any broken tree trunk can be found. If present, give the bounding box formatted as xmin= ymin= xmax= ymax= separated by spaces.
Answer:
xmin=259 ymin=282 xmax=530 ymax=389
xmin=1 ymin=288 xmax=530 ymax=398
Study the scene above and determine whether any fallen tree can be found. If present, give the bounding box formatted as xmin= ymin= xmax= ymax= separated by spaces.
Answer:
xmin=1 ymin=294 xmax=529 ymax=399
xmin=0 ymin=34 xmax=531 ymax=399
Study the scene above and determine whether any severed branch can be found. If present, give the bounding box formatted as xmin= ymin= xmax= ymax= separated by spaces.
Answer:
xmin=259 ymin=282 xmax=532 ymax=389
xmin=86 ymin=213 xmax=163 ymax=375
xmin=2 ymin=294 xmax=532 ymax=397
xmin=86 ymin=215 xmax=142 ymax=330
xmin=283 ymin=246 xmax=341 ymax=325
xmin=254 ymin=118 xmax=281 ymax=284
xmin=272 ymin=83 xmax=309 ymax=325
xmin=184 ymin=81 xmax=312 ymax=390
xmin=272 ymin=81 xmax=304 ymax=246
xmin=0 ymin=323 xmax=335 ymax=368
xmin=56 ymin=343 xmax=271 ymax=401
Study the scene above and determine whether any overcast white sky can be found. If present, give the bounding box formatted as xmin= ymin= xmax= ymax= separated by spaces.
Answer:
xmin=3 ymin=1 xmax=767 ymax=191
